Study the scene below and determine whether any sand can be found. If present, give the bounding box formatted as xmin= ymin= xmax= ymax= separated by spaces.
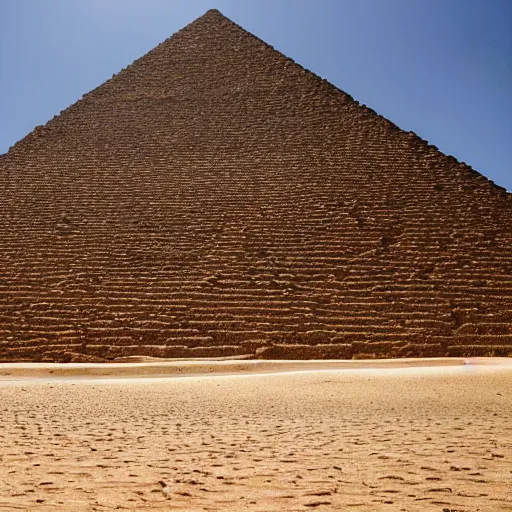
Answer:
xmin=1 ymin=359 xmax=511 ymax=511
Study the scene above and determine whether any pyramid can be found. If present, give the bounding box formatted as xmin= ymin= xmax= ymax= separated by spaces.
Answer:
xmin=1 ymin=10 xmax=511 ymax=362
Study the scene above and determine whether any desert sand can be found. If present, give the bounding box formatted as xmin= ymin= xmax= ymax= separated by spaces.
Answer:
xmin=1 ymin=358 xmax=511 ymax=511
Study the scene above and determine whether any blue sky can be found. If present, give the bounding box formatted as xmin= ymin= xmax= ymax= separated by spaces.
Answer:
xmin=1 ymin=0 xmax=511 ymax=191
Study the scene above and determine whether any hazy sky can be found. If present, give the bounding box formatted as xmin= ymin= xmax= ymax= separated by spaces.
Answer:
xmin=1 ymin=0 xmax=511 ymax=191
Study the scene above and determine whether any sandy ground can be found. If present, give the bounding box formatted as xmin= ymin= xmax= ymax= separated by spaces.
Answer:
xmin=0 ymin=359 xmax=511 ymax=511
xmin=0 ymin=357 xmax=500 ymax=381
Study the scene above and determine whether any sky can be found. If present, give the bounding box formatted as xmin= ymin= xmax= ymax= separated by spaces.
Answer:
xmin=0 ymin=0 xmax=511 ymax=191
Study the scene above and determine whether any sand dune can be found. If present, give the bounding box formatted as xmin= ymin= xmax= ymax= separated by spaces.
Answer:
xmin=1 ymin=359 xmax=511 ymax=511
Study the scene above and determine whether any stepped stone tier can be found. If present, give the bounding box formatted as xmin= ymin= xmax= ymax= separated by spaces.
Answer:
xmin=1 ymin=10 xmax=511 ymax=362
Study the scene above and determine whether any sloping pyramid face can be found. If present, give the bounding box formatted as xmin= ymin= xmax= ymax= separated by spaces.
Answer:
xmin=1 ymin=10 xmax=511 ymax=362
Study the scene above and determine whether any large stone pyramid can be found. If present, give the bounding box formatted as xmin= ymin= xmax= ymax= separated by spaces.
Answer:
xmin=1 ymin=10 xmax=511 ymax=362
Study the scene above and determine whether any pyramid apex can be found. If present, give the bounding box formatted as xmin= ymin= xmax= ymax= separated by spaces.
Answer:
xmin=203 ymin=8 xmax=227 ymax=18
xmin=192 ymin=9 xmax=231 ymax=25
